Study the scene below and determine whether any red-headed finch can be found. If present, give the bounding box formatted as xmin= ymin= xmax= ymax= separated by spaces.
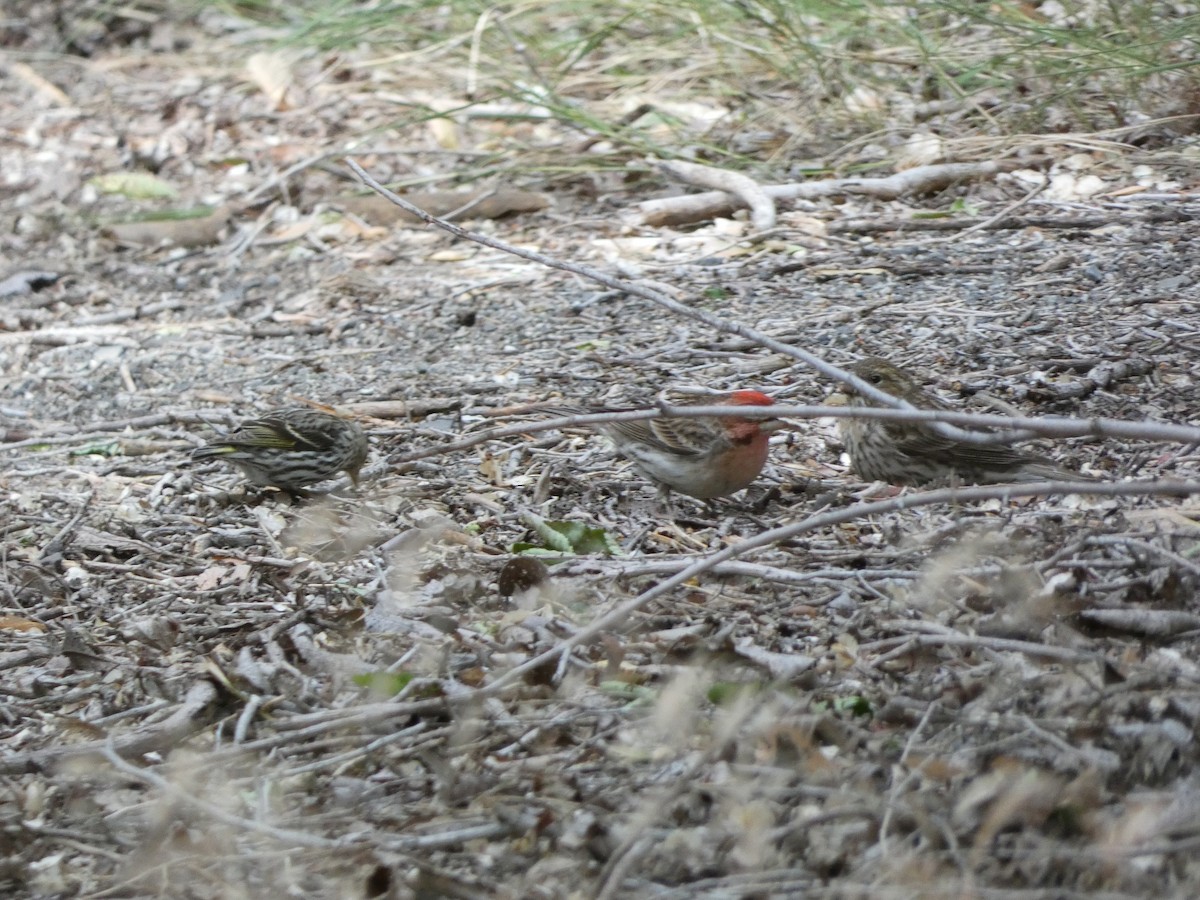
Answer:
xmin=541 ymin=390 xmax=781 ymax=500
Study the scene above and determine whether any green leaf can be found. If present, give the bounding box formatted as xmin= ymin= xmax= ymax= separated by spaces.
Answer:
xmin=517 ymin=512 xmax=620 ymax=557
xmin=69 ymin=441 xmax=121 ymax=458
xmin=353 ymin=671 xmax=414 ymax=697
xmin=573 ymin=339 xmax=612 ymax=351
xmin=115 ymin=205 xmax=219 ymax=223
xmin=599 ymin=681 xmax=656 ymax=705
xmin=707 ymin=682 xmax=765 ymax=705
xmin=523 ymin=512 xmax=575 ymax=553
xmin=89 ymin=172 xmax=179 ymax=199
xmin=833 ymin=695 xmax=873 ymax=717
xmin=509 ymin=543 xmax=564 ymax=557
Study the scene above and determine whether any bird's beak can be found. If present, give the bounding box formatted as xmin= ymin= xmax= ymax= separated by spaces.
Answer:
xmin=826 ymin=390 xmax=851 ymax=407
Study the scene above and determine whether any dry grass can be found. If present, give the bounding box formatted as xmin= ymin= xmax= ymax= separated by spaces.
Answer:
xmin=231 ymin=0 xmax=1200 ymax=167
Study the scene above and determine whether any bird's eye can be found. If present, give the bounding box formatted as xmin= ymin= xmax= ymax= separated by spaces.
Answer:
xmin=869 ymin=374 xmax=882 ymax=384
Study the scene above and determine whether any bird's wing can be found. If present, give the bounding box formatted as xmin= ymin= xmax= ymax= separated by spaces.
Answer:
xmin=234 ymin=417 xmax=327 ymax=451
xmin=537 ymin=404 xmax=728 ymax=458
xmin=580 ymin=416 xmax=712 ymax=458
xmin=644 ymin=416 xmax=725 ymax=457
xmin=887 ymin=419 xmax=1050 ymax=471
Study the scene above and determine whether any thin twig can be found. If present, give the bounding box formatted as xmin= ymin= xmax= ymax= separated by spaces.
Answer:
xmin=878 ymin=699 xmax=938 ymax=856
xmin=1083 ymin=534 xmax=1200 ymax=578
xmin=866 ymin=631 xmax=1101 ymax=667
xmin=920 ymin=175 xmax=1047 ymax=244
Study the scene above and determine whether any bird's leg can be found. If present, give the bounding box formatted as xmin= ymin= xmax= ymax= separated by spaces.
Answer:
xmin=653 ymin=483 xmax=678 ymax=520
xmin=854 ymin=480 xmax=901 ymax=500
xmin=748 ymin=485 xmax=780 ymax=513
xmin=652 ymin=483 xmax=713 ymax=524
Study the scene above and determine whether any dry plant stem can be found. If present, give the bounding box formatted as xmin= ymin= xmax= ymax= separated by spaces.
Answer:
xmin=865 ymin=632 xmax=1101 ymax=667
xmin=590 ymin=401 xmax=1200 ymax=445
xmin=281 ymin=723 xmax=437 ymax=778
xmin=655 ymin=158 xmax=777 ymax=229
xmin=596 ymin=834 xmax=654 ymax=900
xmin=830 ymin=206 xmax=1190 ymax=236
xmin=1081 ymin=608 xmax=1200 ymax=638
xmin=878 ymin=700 xmax=939 ymax=858
xmin=241 ymin=148 xmax=344 ymax=205
xmin=102 ymin=743 xmax=347 ymax=852
xmin=563 ymin=559 xmax=920 ymax=587
xmin=483 ymin=479 xmax=1198 ymax=693
xmin=652 ymin=872 xmax=816 ymax=899
xmin=1084 ymin=534 xmax=1200 ymax=577
xmin=636 ymin=161 xmax=1018 ymax=227
xmin=0 ymin=680 xmax=219 ymax=775
xmin=0 ymin=647 xmax=53 ymax=672
xmin=74 ymin=299 xmax=188 ymax=327
xmin=0 ymin=317 xmax=227 ymax=348
xmin=233 ymin=695 xmax=263 ymax=744
xmin=0 ymin=410 xmax=237 ymax=451
xmin=1020 ymin=715 xmax=1120 ymax=771
xmin=346 ymin=159 xmax=1195 ymax=451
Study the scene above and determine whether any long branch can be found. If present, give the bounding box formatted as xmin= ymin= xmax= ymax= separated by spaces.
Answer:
xmin=386 ymin=403 xmax=1200 ymax=467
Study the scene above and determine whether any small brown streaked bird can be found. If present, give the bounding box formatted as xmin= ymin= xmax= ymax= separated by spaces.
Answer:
xmin=192 ymin=408 xmax=368 ymax=492
xmin=839 ymin=357 xmax=1091 ymax=486
xmin=539 ymin=390 xmax=783 ymax=500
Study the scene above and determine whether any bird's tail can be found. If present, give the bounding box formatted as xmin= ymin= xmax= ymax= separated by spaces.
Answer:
xmin=1014 ymin=461 xmax=1095 ymax=483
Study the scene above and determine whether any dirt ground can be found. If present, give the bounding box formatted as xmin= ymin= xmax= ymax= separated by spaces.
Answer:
xmin=4 ymin=7 xmax=1200 ymax=900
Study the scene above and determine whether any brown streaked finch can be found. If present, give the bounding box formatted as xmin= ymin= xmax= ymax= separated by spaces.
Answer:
xmin=540 ymin=390 xmax=782 ymax=500
xmin=839 ymin=357 xmax=1091 ymax=486
xmin=192 ymin=408 xmax=368 ymax=492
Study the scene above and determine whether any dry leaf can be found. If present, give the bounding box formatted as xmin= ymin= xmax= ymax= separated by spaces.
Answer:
xmin=478 ymin=451 xmax=504 ymax=486
xmin=339 ymin=189 xmax=550 ymax=224
xmin=90 ymin=172 xmax=178 ymax=199
xmin=0 ymin=616 xmax=47 ymax=632
xmin=428 ymin=248 xmax=476 ymax=262
xmin=895 ymin=131 xmax=945 ymax=169
xmin=732 ymin=639 xmax=816 ymax=679
xmin=103 ymin=205 xmax=232 ymax=247
xmin=427 ymin=117 xmax=462 ymax=150
xmin=245 ymin=51 xmax=295 ymax=110
xmin=195 ymin=565 xmax=227 ymax=591
xmin=8 ymin=61 xmax=71 ymax=105
xmin=267 ymin=218 xmax=318 ymax=243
